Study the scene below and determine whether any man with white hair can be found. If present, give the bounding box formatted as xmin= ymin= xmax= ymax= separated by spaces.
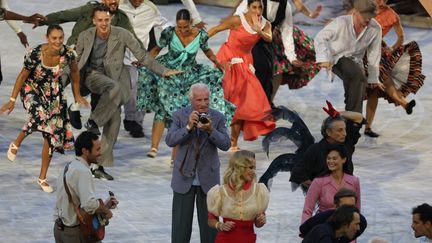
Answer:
xmin=166 ymin=83 xmax=230 ymax=243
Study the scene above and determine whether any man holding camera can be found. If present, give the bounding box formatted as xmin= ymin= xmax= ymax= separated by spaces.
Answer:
xmin=166 ymin=83 xmax=231 ymax=243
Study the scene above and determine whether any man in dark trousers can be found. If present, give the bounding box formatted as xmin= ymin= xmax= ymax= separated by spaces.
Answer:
xmin=166 ymin=83 xmax=230 ymax=243
xmin=75 ymin=5 xmax=180 ymax=180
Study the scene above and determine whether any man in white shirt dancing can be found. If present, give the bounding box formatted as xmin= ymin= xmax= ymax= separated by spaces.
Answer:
xmin=315 ymin=0 xmax=383 ymax=113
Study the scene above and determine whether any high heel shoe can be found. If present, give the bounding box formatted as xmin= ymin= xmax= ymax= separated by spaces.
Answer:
xmin=37 ymin=178 xmax=54 ymax=193
xmin=7 ymin=142 xmax=19 ymax=162
xmin=405 ymin=100 xmax=416 ymax=115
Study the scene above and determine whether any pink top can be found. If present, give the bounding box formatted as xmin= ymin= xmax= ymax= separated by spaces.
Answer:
xmin=301 ymin=173 xmax=361 ymax=223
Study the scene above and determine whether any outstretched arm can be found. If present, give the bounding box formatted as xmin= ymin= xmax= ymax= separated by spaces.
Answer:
xmin=207 ymin=16 xmax=239 ymax=38
xmin=340 ymin=111 xmax=364 ymax=124
xmin=293 ymin=0 xmax=322 ymax=19
xmin=2 ymin=9 xmax=46 ymax=25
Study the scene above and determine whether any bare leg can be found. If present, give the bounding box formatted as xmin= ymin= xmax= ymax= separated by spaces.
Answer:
xmin=271 ymin=74 xmax=283 ymax=102
xmin=11 ymin=130 xmax=27 ymax=155
xmin=39 ymin=138 xmax=51 ymax=182
xmin=365 ymin=89 xmax=379 ymax=130
xmin=383 ymin=78 xmax=408 ymax=108
xmin=230 ymin=121 xmax=242 ymax=149
xmin=150 ymin=121 xmax=165 ymax=150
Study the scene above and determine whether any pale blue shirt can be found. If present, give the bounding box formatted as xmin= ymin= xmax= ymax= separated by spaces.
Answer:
xmin=315 ymin=14 xmax=382 ymax=84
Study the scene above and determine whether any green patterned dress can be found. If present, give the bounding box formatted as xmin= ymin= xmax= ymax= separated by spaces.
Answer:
xmin=137 ymin=26 xmax=235 ymax=126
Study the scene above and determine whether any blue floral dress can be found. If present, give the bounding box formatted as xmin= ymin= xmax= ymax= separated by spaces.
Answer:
xmin=136 ymin=26 xmax=235 ymax=126
xmin=20 ymin=44 xmax=75 ymax=156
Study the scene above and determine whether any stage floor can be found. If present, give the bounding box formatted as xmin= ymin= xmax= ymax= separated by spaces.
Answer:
xmin=0 ymin=1 xmax=431 ymax=242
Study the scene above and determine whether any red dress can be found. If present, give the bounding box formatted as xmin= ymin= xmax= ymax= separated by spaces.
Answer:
xmin=216 ymin=13 xmax=275 ymax=141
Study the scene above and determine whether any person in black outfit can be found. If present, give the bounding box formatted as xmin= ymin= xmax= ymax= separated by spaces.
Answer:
xmin=300 ymin=188 xmax=367 ymax=243
xmin=302 ymin=205 xmax=361 ymax=243
xmin=290 ymin=105 xmax=365 ymax=189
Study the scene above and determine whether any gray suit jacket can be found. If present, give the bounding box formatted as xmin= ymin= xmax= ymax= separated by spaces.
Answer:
xmin=75 ymin=26 xmax=169 ymax=105
xmin=166 ymin=106 xmax=231 ymax=194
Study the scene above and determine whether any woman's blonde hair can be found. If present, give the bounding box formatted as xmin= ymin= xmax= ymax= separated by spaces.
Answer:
xmin=223 ymin=150 xmax=256 ymax=192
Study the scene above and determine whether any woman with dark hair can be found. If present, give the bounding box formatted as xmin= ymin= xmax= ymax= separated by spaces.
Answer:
xmin=208 ymin=0 xmax=275 ymax=151
xmin=207 ymin=150 xmax=269 ymax=243
xmin=136 ymin=8 xmax=234 ymax=159
xmin=301 ymin=145 xmax=361 ymax=223
xmin=0 ymin=24 xmax=88 ymax=193
xmin=364 ymin=0 xmax=425 ymax=137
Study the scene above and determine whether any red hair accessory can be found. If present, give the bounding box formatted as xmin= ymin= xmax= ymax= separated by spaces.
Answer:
xmin=322 ymin=100 xmax=340 ymax=118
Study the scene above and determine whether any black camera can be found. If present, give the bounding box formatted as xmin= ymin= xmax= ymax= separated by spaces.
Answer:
xmin=198 ymin=112 xmax=209 ymax=124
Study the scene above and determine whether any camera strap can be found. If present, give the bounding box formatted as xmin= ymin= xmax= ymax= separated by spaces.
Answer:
xmin=179 ymin=128 xmax=205 ymax=178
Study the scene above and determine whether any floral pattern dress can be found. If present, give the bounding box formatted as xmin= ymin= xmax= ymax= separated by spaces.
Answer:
xmin=136 ymin=26 xmax=235 ymax=127
xmin=20 ymin=44 xmax=75 ymax=156
xmin=272 ymin=26 xmax=321 ymax=89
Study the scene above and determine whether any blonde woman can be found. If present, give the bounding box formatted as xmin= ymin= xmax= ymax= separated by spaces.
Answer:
xmin=207 ymin=150 xmax=269 ymax=243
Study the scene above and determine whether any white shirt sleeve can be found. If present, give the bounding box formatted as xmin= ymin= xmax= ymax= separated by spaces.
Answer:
xmin=279 ymin=2 xmax=297 ymax=62
xmin=314 ymin=18 xmax=339 ymax=64
xmin=180 ymin=0 xmax=202 ymax=24
xmin=366 ymin=26 xmax=382 ymax=84
xmin=1 ymin=0 xmax=22 ymax=33
xmin=234 ymin=0 xmax=248 ymax=16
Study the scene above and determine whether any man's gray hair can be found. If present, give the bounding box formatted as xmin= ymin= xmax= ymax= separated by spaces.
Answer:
xmin=189 ymin=83 xmax=210 ymax=99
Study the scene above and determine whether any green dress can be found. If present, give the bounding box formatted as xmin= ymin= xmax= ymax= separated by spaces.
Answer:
xmin=136 ymin=26 xmax=234 ymax=126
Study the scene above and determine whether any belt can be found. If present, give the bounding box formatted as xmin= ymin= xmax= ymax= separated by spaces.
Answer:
xmin=56 ymin=218 xmax=80 ymax=228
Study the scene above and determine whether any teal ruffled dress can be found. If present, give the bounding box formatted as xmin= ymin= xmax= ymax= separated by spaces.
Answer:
xmin=136 ymin=26 xmax=235 ymax=126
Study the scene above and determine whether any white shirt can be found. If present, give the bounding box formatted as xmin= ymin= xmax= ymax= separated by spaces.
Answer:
xmin=54 ymin=157 xmax=99 ymax=226
xmin=180 ymin=0 xmax=202 ymax=24
xmin=235 ymin=0 xmax=297 ymax=62
xmin=315 ymin=15 xmax=382 ymax=84
xmin=1 ymin=0 xmax=22 ymax=33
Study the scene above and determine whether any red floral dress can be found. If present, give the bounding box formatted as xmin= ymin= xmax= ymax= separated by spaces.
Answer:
xmin=20 ymin=44 xmax=76 ymax=156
